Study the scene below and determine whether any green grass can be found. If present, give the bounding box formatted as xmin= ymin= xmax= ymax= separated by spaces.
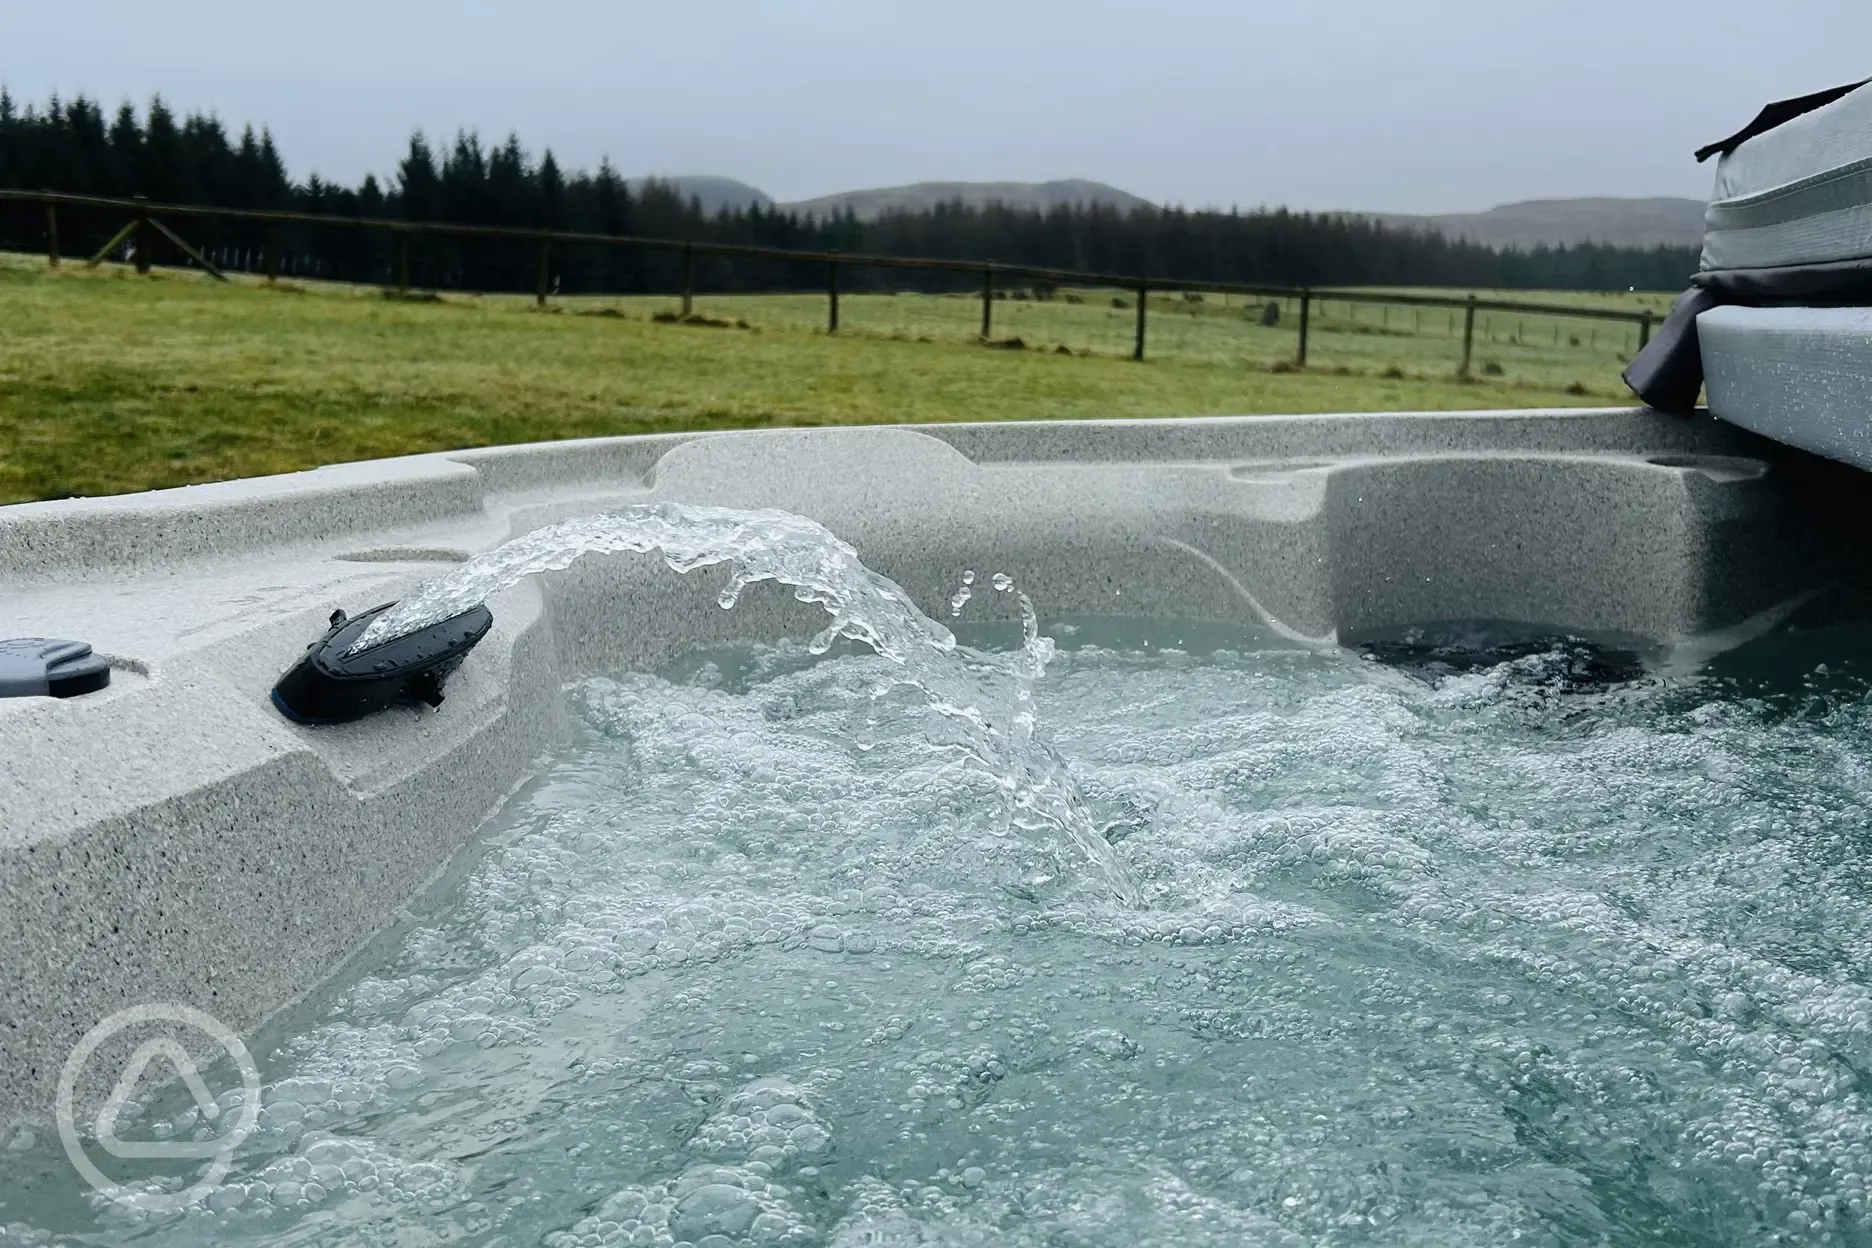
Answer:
xmin=0 ymin=252 xmax=1660 ymax=503
xmin=648 ymin=283 xmax=1666 ymax=389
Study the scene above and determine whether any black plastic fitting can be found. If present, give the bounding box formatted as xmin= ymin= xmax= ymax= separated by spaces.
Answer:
xmin=270 ymin=601 xmax=492 ymax=725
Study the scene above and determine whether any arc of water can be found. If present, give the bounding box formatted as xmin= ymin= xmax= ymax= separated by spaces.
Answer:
xmin=349 ymin=501 xmax=1142 ymax=906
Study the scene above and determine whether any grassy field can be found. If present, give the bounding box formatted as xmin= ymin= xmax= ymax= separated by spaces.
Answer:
xmin=0 ymin=252 xmax=1665 ymax=503
xmin=645 ymin=284 xmax=1669 ymax=390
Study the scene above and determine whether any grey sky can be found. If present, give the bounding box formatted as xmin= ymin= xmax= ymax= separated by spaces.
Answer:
xmin=4 ymin=0 xmax=1870 ymax=213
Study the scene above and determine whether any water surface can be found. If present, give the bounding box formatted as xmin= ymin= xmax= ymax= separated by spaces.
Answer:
xmin=6 ymin=617 xmax=1872 ymax=1247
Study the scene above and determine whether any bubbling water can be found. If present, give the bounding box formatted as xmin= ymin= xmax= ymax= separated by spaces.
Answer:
xmin=349 ymin=501 xmax=1139 ymax=905
xmin=8 ymin=622 xmax=1872 ymax=1246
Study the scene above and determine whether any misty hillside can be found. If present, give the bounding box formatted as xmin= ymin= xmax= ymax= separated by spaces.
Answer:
xmin=1361 ymin=197 xmax=1707 ymax=250
xmin=780 ymin=178 xmax=1153 ymax=221
xmin=622 ymin=175 xmax=773 ymax=215
xmin=614 ymin=175 xmax=1703 ymax=252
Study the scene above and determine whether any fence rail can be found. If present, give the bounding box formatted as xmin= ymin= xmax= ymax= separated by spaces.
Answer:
xmin=0 ymin=188 xmax=1659 ymax=370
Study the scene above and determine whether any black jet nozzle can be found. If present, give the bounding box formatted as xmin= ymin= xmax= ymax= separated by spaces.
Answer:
xmin=270 ymin=601 xmax=492 ymax=726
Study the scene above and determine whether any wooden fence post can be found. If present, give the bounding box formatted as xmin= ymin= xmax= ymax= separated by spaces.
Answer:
xmin=1638 ymin=310 xmax=1653 ymax=351
xmin=1133 ymin=285 xmax=1147 ymax=361
xmin=133 ymin=196 xmax=152 ymax=274
xmin=397 ymin=231 xmax=410 ymax=293
xmin=1297 ymin=290 xmax=1311 ymax=366
xmin=536 ymin=238 xmax=550 ymax=307
xmin=681 ymin=243 xmax=693 ymax=317
xmin=828 ymin=252 xmax=840 ymax=333
xmin=980 ymin=264 xmax=993 ymax=338
xmin=148 ymin=217 xmax=228 ymax=280
xmin=1459 ymin=294 xmax=1477 ymax=376
xmin=44 ymin=197 xmax=58 ymax=268
xmin=264 ymin=226 xmax=279 ymax=283
xmin=83 ymin=219 xmax=138 ymax=268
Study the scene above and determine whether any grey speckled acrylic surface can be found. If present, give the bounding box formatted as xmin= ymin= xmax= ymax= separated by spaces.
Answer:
xmin=0 ymin=409 xmax=1862 ymax=1128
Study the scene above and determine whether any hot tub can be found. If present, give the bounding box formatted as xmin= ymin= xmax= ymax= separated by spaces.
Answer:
xmin=3 ymin=409 xmax=1868 ymax=1243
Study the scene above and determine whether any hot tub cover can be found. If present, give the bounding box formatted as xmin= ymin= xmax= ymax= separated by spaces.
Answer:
xmin=1699 ymin=304 xmax=1872 ymax=471
xmin=1625 ymin=77 xmax=1872 ymax=421
xmin=1700 ymin=79 xmax=1872 ymax=273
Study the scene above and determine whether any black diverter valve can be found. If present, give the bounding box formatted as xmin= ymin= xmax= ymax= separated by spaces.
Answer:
xmin=0 ymin=638 xmax=111 ymax=699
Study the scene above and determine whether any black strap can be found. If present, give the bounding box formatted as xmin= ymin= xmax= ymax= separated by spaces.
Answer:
xmin=1696 ymin=259 xmax=1872 ymax=303
xmin=1622 ymin=287 xmax=1724 ymax=416
xmin=1696 ymin=79 xmax=1871 ymax=163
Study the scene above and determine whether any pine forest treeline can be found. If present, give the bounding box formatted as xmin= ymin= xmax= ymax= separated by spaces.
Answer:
xmin=0 ymin=92 xmax=1699 ymax=295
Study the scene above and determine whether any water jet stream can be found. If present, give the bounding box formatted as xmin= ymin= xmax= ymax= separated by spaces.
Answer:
xmin=353 ymin=501 xmax=1142 ymax=905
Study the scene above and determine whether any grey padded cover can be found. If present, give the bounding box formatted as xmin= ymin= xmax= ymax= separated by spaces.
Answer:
xmin=1699 ymin=304 xmax=1872 ymax=470
xmin=1702 ymin=83 xmax=1872 ymax=273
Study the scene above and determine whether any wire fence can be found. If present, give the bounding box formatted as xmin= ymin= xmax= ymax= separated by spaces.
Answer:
xmin=0 ymin=188 xmax=1657 ymax=375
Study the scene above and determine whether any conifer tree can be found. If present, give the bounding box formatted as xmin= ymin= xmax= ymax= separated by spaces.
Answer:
xmin=396 ymin=131 xmax=440 ymax=219
xmin=0 ymin=89 xmax=1699 ymax=294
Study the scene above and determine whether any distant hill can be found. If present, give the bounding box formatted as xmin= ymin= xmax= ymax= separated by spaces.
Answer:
xmin=780 ymin=178 xmax=1153 ymax=221
xmin=624 ymin=175 xmax=773 ymax=215
xmin=619 ymin=178 xmax=1702 ymax=249
xmin=1357 ymin=197 xmax=1706 ymax=250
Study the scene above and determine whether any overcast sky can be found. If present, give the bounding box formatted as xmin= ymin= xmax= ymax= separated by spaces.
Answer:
xmin=4 ymin=1 xmax=1870 ymax=213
